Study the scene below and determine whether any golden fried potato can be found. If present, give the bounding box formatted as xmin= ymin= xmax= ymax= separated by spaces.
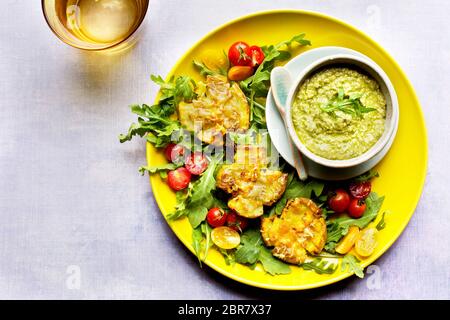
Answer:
xmin=261 ymin=198 xmax=327 ymax=264
xmin=234 ymin=145 xmax=269 ymax=167
xmin=216 ymin=146 xmax=288 ymax=218
xmin=178 ymin=75 xmax=249 ymax=144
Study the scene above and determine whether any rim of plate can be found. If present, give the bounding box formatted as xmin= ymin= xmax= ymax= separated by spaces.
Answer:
xmin=147 ymin=9 xmax=428 ymax=291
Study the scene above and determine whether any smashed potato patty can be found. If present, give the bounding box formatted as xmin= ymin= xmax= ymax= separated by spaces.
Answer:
xmin=261 ymin=198 xmax=327 ymax=264
xmin=216 ymin=146 xmax=288 ymax=218
xmin=178 ymin=75 xmax=249 ymax=144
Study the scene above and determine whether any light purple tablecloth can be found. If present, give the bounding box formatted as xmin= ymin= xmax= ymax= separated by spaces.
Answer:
xmin=0 ymin=0 xmax=448 ymax=299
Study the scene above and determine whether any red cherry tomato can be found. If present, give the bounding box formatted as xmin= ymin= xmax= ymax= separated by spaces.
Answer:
xmin=228 ymin=41 xmax=252 ymax=66
xmin=185 ymin=152 xmax=208 ymax=175
xmin=226 ymin=212 xmax=248 ymax=232
xmin=167 ymin=167 xmax=191 ymax=191
xmin=349 ymin=181 xmax=372 ymax=199
xmin=248 ymin=45 xmax=265 ymax=66
xmin=164 ymin=143 xmax=185 ymax=164
xmin=328 ymin=189 xmax=351 ymax=213
xmin=348 ymin=198 xmax=367 ymax=218
xmin=206 ymin=208 xmax=228 ymax=228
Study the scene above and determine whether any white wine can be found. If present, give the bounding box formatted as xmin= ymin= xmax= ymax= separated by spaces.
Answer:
xmin=67 ymin=0 xmax=138 ymax=43
xmin=43 ymin=0 xmax=149 ymax=50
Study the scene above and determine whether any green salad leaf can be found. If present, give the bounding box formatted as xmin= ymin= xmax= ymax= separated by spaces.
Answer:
xmin=235 ymin=229 xmax=264 ymax=264
xmin=258 ymin=247 xmax=291 ymax=275
xmin=301 ymin=258 xmax=338 ymax=274
xmin=201 ymin=223 xmax=213 ymax=261
xmin=188 ymin=207 xmax=209 ymax=230
xmin=118 ymin=103 xmax=181 ymax=144
xmin=189 ymin=156 xmax=219 ymax=205
xmin=193 ymin=60 xmax=228 ymax=77
xmin=354 ymin=170 xmax=380 ymax=182
xmin=138 ymin=163 xmax=182 ymax=176
xmin=235 ymin=229 xmax=291 ymax=275
xmin=219 ymin=249 xmax=236 ymax=266
xmin=324 ymin=222 xmax=350 ymax=253
xmin=376 ymin=211 xmax=387 ymax=231
xmin=150 ymin=74 xmax=196 ymax=104
xmin=192 ymin=226 xmax=204 ymax=266
xmin=192 ymin=222 xmax=213 ymax=266
xmin=276 ymin=33 xmax=312 ymax=47
xmin=320 ymin=88 xmax=376 ymax=118
xmin=341 ymin=254 xmax=364 ymax=278
xmin=119 ymin=74 xmax=196 ymax=145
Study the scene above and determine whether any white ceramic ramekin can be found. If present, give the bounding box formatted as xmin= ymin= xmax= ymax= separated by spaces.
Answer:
xmin=284 ymin=53 xmax=399 ymax=168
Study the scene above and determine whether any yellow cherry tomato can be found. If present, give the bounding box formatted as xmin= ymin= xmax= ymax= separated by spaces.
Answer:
xmin=335 ymin=226 xmax=360 ymax=254
xmin=200 ymin=49 xmax=229 ymax=72
xmin=355 ymin=227 xmax=378 ymax=257
xmin=228 ymin=66 xmax=254 ymax=81
xmin=211 ymin=226 xmax=241 ymax=250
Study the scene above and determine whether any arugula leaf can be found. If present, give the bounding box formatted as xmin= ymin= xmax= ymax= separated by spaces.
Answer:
xmin=219 ymin=249 xmax=236 ymax=266
xmin=120 ymin=74 xmax=196 ymax=145
xmin=165 ymin=190 xmax=191 ymax=220
xmin=189 ymin=156 xmax=219 ymax=205
xmin=355 ymin=169 xmax=380 ymax=182
xmin=193 ymin=60 xmax=217 ymax=77
xmin=193 ymin=60 xmax=228 ymax=77
xmin=301 ymin=258 xmax=338 ymax=274
xmin=258 ymin=247 xmax=291 ymax=275
xmin=150 ymin=74 xmax=196 ymax=104
xmin=245 ymin=95 xmax=267 ymax=126
xmin=320 ymin=88 xmax=376 ymax=118
xmin=174 ymin=76 xmax=196 ymax=103
xmin=119 ymin=121 xmax=149 ymax=143
xmin=234 ymin=229 xmax=291 ymax=275
xmin=192 ymin=226 xmax=204 ymax=266
xmin=188 ymin=207 xmax=209 ymax=230
xmin=138 ymin=163 xmax=181 ymax=176
xmin=275 ymin=33 xmax=312 ymax=48
xmin=119 ymin=103 xmax=181 ymax=144
xmin=145 ymin=132 xmax=172 ymax=148
xmin=321 ymin=207 xmax=335 ymax=218
xmin=191 ymin=222 xmax=214 ymax=266
xmin=130 ymin=92 xmax=175 ymax=118
xmin=325 ymin=220 xmax=349 ymax=245
xmin=235 ymin=229 xmax=263 ymax=264
xmin=201 ymin=223 xmax=213 ymax=261
xmin=270 ymin=173 xmax=324 ymax=215
xmin=376 ymin=211 xmax=387 ymax=231
xmin=341 ymin=254 xmax=364 ymax=278
xmin=119 ymin=104 xmax=181 ymax=143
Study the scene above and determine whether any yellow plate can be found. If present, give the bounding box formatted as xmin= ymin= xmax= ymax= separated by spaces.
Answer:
xmin=146 ymin=10 xmax=427 ymax=290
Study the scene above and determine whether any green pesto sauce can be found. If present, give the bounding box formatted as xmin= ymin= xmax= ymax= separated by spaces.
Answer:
xmin=292 ymin=67 xmax=386 ymax=160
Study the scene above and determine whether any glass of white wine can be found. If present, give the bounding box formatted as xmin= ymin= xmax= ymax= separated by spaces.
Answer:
xmin=42 ymin=0 xmax=149 ymax=51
